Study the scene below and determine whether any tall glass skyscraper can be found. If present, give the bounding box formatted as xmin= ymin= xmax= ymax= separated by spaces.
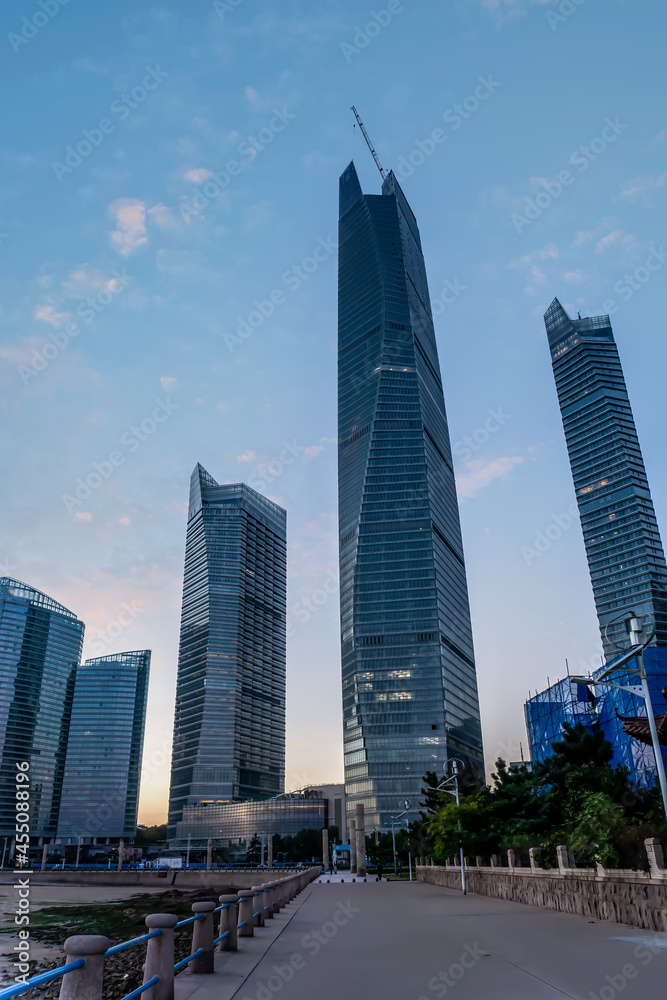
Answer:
xmin=0 ymin=578 xmax=84 ymax=838
xmin=337 ymin=163 xmax=484 ymax=830
xmin=167 ymin=466 xmax=287 ymax=843
xmin=544 ymin=298 xmax=667 ymax=655
xmin=57 ymin=650 xmax=150 ymax=841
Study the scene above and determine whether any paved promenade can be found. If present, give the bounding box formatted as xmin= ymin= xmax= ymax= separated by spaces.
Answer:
xmin=208 ymin=879 xmax=666 ymax=1000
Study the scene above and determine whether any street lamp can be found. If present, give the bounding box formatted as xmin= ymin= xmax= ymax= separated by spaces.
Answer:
xmin=570 ymin=612 xmax=667 ymax=827
xmin=389 ymin=799 xmax=411 ymax=875
xmin=437 ymin=758 xmax=466 ymax=894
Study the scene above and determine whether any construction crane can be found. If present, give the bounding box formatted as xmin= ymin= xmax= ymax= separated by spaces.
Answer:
xmin=350 ymin=106 xmax=386 ymax=180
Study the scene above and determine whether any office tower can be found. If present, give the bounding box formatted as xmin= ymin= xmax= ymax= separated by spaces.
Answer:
xmin=167 ymin=467 xmax=287 ymax=843
xmin=57 ymin=650 xmax=150 ymax=841
xmin=544 ymin=298 xmax=667 ymax=655
xmin=0 ymin=578 xmax=84 ymax=839
xmin=337 ymin=162 xmax=484 ymax=831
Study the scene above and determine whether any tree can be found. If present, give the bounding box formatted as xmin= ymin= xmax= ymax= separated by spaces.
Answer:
xmin=245 ymin=834 xmax=262 ymax=865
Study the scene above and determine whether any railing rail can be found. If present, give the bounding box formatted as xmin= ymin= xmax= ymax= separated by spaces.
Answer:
xmin=0 ymin=867 xmax=322 ymax=1000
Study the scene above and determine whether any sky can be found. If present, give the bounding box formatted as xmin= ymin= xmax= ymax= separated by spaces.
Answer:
xmin=1 ymin=0 xmax=666 ymax=825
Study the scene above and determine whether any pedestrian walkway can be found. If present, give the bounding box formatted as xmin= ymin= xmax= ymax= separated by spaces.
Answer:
xmin=214 ymin=878 xmax=666 ymax=999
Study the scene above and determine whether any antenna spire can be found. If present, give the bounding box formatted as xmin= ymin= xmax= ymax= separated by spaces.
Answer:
xmin=350 ymin=106 xmax=386 ymax=179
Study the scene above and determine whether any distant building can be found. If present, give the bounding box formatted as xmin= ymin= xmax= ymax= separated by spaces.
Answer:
xmin=57 ymin=650 xmax=150 ymax=842
xmin=0 ymin=578 xmax=84 ymax=839
xmin=337 ymin=162 xmax=484 ymax=831
xmin=175 ymin=783 xmax=344 ymax=859
xmin=168 ymin=467 xmax=287 ymax=843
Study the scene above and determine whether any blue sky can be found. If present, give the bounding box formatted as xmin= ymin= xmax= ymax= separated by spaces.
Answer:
xmin=1 ymin=0 xmax=665 ymax=823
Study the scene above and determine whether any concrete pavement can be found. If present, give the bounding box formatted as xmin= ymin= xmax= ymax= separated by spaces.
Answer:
xmin=223 ymin=879 xmax=667 ymax=999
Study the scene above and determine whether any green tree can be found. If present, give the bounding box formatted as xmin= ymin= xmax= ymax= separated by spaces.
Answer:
xmin=245 ymin=834 xmax=262 ymax=865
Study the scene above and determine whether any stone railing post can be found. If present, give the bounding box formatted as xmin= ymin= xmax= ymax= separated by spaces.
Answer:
xmin=475 ymin=856 xmax=483 ymax=868
xmin=529 ymin=848 xmax=542 ymax=872
xmin=644 ymin=838 xmax=666 ymax=879
xmin=507 ymin=850 xmax=517 ymax=871
xmin=490 ymin=855 xmax=500 ymax=868
xmin=59 ymin=935 xmax=110 ymax=1000
xmin=251 ymin=885 xmax=265 ymax=927
xmin=237 ymin=890 xmax=254 ymax=937
xmin=143 ymin=914 xmax=177 ymax=1000
xmin=261 ymin=883 xmax=273 ymax=919
xmin=189 ymin=902 xmax=215 ymax=974
xmin=556 ymin=845 xmax=573 ymax=874
xmin=217 ymin=895 xmax=238 ymax=952
xmin=269 ymin=880 xmax=280 ymax=914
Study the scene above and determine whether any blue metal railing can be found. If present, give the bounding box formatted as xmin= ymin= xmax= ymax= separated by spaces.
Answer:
xmin=174 ymin=948 xmax=203 ymax=973
xmin=0 ymin=959 xmax=85 ymax=1000
xmin=174 ymin=913 xmax=205 ymax=929
xmin=212 ymin=903 xmax=230 ymax=914
xmin=213 ymin=931 xmax=230 ymax=945
xmin=120 ymin=975 xmax=159 ymax=1000
xmin=105 ymin=929 xmax=163 ymax=957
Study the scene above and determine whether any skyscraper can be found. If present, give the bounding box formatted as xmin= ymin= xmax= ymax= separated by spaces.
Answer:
xmin=0 ymin=578 xmax=84 ymax=839
xmin=337 ymin=163 xmax=484 ymax=831
xmin=167 ymin=467 xmax=287 ymax=843
xmin=544 ymin=298 xmax=667 ymax=655
xmin=57 ymin=649 xmax=150 ymax=841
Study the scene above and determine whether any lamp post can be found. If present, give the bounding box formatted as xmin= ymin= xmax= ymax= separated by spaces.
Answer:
xmin=437 ymin=758 xmax=466 ymax=894
xmin=186 ymin=833 xmax=191 ymax=869
xmin=571 ymin=613 xmax=667 ymax=827
xmin=389 ymin=799 xmax=411 ymax=875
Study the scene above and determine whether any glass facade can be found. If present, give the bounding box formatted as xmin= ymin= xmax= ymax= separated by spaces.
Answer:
xmin=528 ymin=300 xmax=667 ymax=787
xmin=337 ymin=163 xmax=483 ymax=831
xmin=0 ymin=578 xmax=84 ymax=838
xmin=57 ymin=649 xmax=150 ymax=840
xmin=176 ymin=790 xmax=329 ymax=846
xmin=526 ymin=648 xmax=667 ymax=788
xmin=168 ymin=467 xmax=287 ymax=842
xmin=544 ymin=298 xmax=667 ymax=655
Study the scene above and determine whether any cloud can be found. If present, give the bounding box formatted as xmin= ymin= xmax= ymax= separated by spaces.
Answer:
xmin=148 ymin=203 xmax=179 ymax=230
xmin=75 ymin=511 xmax=93 ymax=522
xmin=236 ymin=450 xmax=256 ymax=463
xmin=108 ymin=198 xmax=148 ymax=256
xmin=160 ymin=376 xmax=178 ymax=391
xmin=303 ymin=445 xmax=325 ymax=460
xmin=619 ymin=173 xmax=667 ymax=205
xmin=595 ymin=229 xmax=636 ymax=254
xmin=183 ymin=167 xmax=212 ymax=184
xmin=245 ymin=86 xmax=259 ymax=104
xmin=564 ymin=270 xmax=585 ymax=284
xmin=62 ymin=265 xmax=121 ymax=298
xmin=34 ymin=303 xmax=70 ymax=327
xmin=456 ymin=456 xmax=524 ymax=500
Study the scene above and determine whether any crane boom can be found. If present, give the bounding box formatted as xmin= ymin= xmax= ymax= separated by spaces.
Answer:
xmin=350 ymin=106 xmax=386 ymax=179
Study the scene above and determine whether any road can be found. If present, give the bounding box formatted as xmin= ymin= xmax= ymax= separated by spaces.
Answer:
xmin=230 ymin=879 xmax=667 ymax=999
